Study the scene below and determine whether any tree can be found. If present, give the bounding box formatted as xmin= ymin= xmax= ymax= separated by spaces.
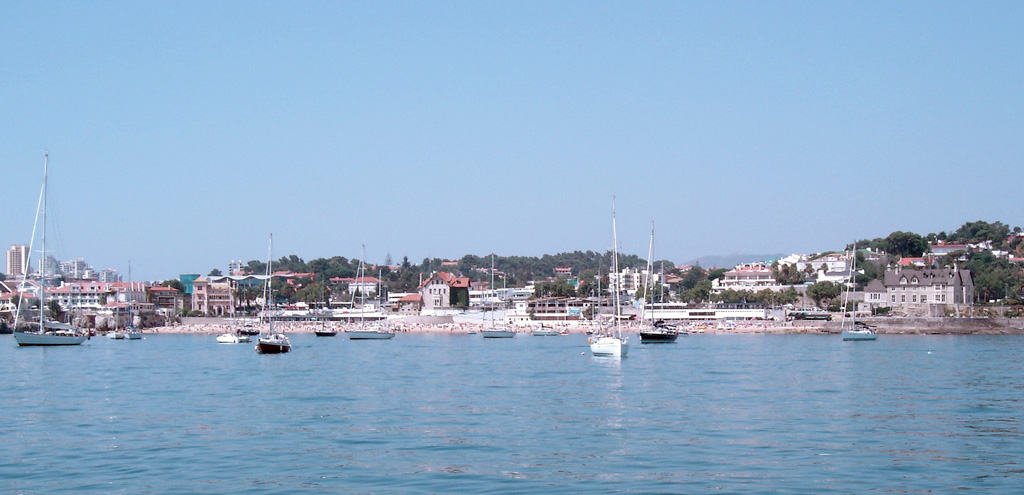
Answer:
xmin=806 ymin=281 xmax=842 ymax=309
xmin=884 ymin=231 xmax=927 ymax=257
xmin=48 ymin=300 xmax=64 ymax=321
xmin=208 ymin=268 xmax=223 ymax=277
xmin=161 ymin=279 xmax=185 ymax=292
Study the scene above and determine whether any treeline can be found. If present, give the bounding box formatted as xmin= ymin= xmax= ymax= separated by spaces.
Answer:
xmin=206 ymin=250 xmax=659 ymax=295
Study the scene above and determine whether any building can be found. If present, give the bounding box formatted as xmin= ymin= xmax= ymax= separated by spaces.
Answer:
xmin=330 ymin=276 xmax=380 ymax=296
xmin=60 ymin=258 xmax=92 ymax=279
xmin=710 ymin=263 xmax=790 ymax=294
xmin=148 ymin=285 xmax=184 ymax=313
xmin=608 ymin=267 xmax=659 ymax=297
xmin=97 ymin=268 xmax=121 ymax=283
xmin=873 ymin=268 xmax=974 ymax=315
xmin=191 ymin=276 xmax=235 ymax=316
xmin=228 ymin=259 xmax=245 ymax=275
xmin=418 ymin=272 xmax=471 ymax=311
xmin=6 ymin=245 xmax=28 ymax=278
xmin=46 ymin=281 xmax=117 ymax=310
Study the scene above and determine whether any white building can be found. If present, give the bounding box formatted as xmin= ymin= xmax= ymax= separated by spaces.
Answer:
xmin=608 ymin=267 xmax=660 ymax=297
xmin=711 ymin=263 xmax=792 ymax=293
xmin=6 ymin=245 xmax=29 ymax=278
xmin=97 ymin=268 xmax=121 ymax=283
xmin=60 ymin=258 xmax=92 ymax=279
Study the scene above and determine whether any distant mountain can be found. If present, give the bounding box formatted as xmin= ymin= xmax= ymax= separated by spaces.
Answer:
xmin=685 ymin=253 xmax=787 ymax=269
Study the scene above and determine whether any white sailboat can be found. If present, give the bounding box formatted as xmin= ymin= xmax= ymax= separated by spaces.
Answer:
xmin=841 ymin=242 xmax=877 ymax=342
xmin=589 ymin=198 xmax=628 ymax=357
xmin=14 ymin=153 xmax=88 ymax=346
xmin=256 ymin=234 xmax=291 ymax=353
xmin=346 ymin=246 xmax=395 ymax=340
xmin=481 ymin=254 xmax=515 ymax=338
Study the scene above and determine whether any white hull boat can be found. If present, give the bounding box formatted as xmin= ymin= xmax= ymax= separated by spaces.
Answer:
xmin=589 ymin=335 xmax=629 ymax=357
xmin=14 ymin=330 xmax=88 ymax=346
xmin=108 ymin=331 xmax=126 ymax=340
xmin=481 ymin=328 xmax=515 ymax=338
xmin=217 ymin=333 xmax=241 ymax=344
xmin=125 ymin=330 xmax=142 ymax=340
xmin=842 ymin=328 xmax=878 ymax=341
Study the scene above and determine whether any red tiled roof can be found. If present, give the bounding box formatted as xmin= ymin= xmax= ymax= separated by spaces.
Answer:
xmin=399 ymin=294 xmax=422 ymax=302
xmin=417 ymin=271 xmax=471 ymax=289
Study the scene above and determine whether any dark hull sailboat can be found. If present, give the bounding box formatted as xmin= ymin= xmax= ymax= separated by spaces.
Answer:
xmin=640 ymin=320 xmax=680 ymax=344
xmin=256 ymin=334 xmax=291 ymax=353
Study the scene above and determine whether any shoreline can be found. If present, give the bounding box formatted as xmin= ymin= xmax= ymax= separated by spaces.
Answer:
xmin=141 ymin=317 xmax=1024 ymax=336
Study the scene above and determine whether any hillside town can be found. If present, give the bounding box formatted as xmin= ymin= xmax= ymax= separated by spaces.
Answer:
xmin=3 ymin=222 xmax=1023 ymax=333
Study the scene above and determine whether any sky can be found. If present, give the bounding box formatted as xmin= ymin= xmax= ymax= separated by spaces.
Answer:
xmin=2 ymin=1 xmax=1022 ymax=281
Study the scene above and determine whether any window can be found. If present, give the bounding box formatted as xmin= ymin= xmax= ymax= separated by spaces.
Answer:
xmin=921 ymin=295 xmax=927 ymax=303
xmin=912 ymin=295 xmax=917 ymax=302
xmin=891 ymin=295 xmax=896 ymax=302
xmin=901 ymin=295 xmax=906 ymax=302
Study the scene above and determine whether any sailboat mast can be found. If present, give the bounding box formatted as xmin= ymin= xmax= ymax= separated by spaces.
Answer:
xmin=266 ymin=233 xmax=274 ymax=332
xmin=39 ymin=153 xmax=48 ymax=326
xmin=643 ymin=220 xmax=654 ymax=323
xmin=611 ymin=197 xmax=621 ymax=339
xmin=839 ymin=242 xmax=857 ymax=331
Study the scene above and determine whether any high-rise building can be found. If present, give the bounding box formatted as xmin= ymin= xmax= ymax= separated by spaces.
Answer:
xmin=6 ymin=244 xmax=29 ymax=277
xmin=60 ymin=258 xmax=92 ymax=279
xmin=97 ymin=268 xmax=121 ymax=283
xmin=228 ymin=259 xmax=244 ymax=275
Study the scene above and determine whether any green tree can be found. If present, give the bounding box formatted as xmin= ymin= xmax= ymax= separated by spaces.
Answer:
xmin=884 ymin=231 xmax=927 ymax=257
xmin=208 ymin=268 xmax=223 ymax=276
xmin=806 ymin=281 xmax=842 ymax=309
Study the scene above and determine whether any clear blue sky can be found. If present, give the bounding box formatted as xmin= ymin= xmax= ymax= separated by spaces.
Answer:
xmin=2 ymin=1 xmax=1022 ymax=280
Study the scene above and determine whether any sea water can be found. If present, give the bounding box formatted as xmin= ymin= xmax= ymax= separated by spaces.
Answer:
xmin=1 ymin=333 xmax=1022 ymax=493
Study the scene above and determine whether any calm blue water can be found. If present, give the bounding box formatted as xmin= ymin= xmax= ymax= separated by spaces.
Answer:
xmin=2 ymin=333 xmax=1023 ymax=493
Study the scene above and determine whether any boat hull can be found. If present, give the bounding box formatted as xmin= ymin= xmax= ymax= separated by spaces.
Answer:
xmin=481 ymin=329 xmax=515 ymax=338
xmin=640 ymin=331 xmax=679 ymax=343
xmin=590 ymin=336 xmax=628 ymax=357
xmin=314 ymin=330 xmax=338 ymax=337
xmin=14 ymin=331 xmax=87 ymax=346
xmin=255 ymin=341 xmax=291 ymax=353
xmin=346 ymin=330 xmax=395 ymax=340
xmin=217 ymin=333 xmax=241 ymax=344
xmin=842 ymin=330 xmax=878 ymax=341
xmin=125 ymin=331 xmax=142 ymax=340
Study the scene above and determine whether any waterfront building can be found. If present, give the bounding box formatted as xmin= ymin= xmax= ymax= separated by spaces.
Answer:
xmin=866 ymin=267 xmax=975 ymax=316
xmin=47 ymin=281 xmax=117 ymax=310
xmin=148 ymin=285 xmax=184 ymax=313
xmin=191 ymin=276 xmax=235 ymax=316
xmin=710 ymin=263 xmax=793 ymax=294
xmin=397 ymin=293 xmax=422 ymax=314
xmin=6 ymin=244 xmax=29 ymax=278
xmin=418 ymin=271 xmax=471 ymax=310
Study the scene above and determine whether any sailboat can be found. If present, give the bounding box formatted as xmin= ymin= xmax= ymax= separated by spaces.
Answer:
xmin=840 ymin=242 xmax=877 ymax=342
xmin=14 ymin=153 xmax=88 ymax=346
xmin=346 ymin=246 xmax=395 ymax=340
xmin=589 ymin=198 xmax=628 ymax=357
xmin=313 ymin=276 xmax=337 ymax=337
xmin=124 ymin=263 xmax=142 ymax=340
xmin=255 ymin=234 xmax=291 ymax=353
xmin=639 ymin=221 xmax=678 ymax=343
xmin=481 ymin=255 xmax=515 ymax=338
